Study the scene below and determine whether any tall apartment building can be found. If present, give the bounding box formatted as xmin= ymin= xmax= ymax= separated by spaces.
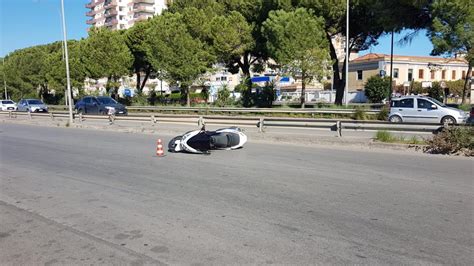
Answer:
xmin=86 ymin=0 xmax=171 ymax=30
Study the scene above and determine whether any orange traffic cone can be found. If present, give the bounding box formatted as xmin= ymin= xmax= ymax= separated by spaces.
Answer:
xmin=156 ymin=139 xmax=165 ymax=157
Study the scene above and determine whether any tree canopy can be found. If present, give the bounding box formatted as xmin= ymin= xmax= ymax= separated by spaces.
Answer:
xmin=427 ymin=0 xmax=473 ymax=104
xmin=263 ymin=8 xmax=330 ymax=108
xmin=145 ymin=12 xmax=215 ymax=106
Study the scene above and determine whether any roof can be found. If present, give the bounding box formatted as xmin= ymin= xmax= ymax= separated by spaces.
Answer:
xmin=352 ymin=53 xmax=468 ymax=64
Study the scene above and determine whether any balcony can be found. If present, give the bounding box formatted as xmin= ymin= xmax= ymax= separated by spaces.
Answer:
xmin=133 ymin=13 xmax=153 ymax=22
xmin=86 ymin=18 xmax=96 ymax=25
xmin=104 ymin=18 xmax=118 ymax=26
xmin=133 ymin=0 xmax=155 ymax=4
xmin=104 ymin=0 xmax=118 ymax=9
xmin=85 ymin=0 xmax=104 ymax=8
xmin=133 ymin=5 xmax=155 ymax=14
xmin=105 ymin=9 xmax=118 ymax=17
xmin=86 ymin=10 xmax=96 ymax=17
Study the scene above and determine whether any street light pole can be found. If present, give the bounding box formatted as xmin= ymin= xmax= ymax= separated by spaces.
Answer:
xmin=389 ymin=30 xmax=394 ymax=98
xmin=3 ymin=58 xmax=7 ymax=99
xmin=345 ymin=0 xmax=349 ymax=106
xmin=60 ymin=0 xmax=74 ymax=124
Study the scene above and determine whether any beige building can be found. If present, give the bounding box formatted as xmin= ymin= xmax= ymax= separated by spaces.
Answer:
xmin=349 ymin=53 xmax=470 ymax=91
xmin=86 ymin=0 xmax=171 ymax=30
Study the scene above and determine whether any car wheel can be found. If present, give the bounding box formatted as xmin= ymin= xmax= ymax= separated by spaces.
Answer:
xmin=389 ymin=115 xmax=402 ymax=123
xmin=441 ymin=116 xmax=456 ymax=125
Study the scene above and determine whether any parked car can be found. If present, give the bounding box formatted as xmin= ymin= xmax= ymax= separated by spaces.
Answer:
xmin=74 ymin=96 xmax=128 ymax=115
xmin=1 ymin=100 xmax=17 ymax=111
xmin=388 ymin=95 xmax=467 ymax=124
xmin=17 ymin=99 xmax=48 ymax=113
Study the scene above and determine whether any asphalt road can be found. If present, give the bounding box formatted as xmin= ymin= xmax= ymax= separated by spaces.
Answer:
xmin=0 ymin=123 xmax=473 ymax=265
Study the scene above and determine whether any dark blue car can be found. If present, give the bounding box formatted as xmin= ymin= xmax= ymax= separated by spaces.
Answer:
xmin=74 ymin=96 xmax=128 ymax=115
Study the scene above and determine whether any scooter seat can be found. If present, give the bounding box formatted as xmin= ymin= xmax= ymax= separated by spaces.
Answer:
xmin=210 ymin=133 xmax=240 ymax=148
xmin=210 ymin=134 xmax=228 ymax=148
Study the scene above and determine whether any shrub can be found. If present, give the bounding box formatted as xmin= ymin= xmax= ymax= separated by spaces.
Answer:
xmin=410 ymin=81 xmax=424 ymax=95
xmin=375 ymin=130 xmax=395 ymax=142
xmin=364 ymin=76 xmax=391 ymax=103
xmin=425 ymin=126 xmax=474 ymax=156
xmin=215 ymin=88 xmax=231 ymax=107
xmin=445 ymin=80 xmax=465 ymax=96
xmin=427 ymin=81 xmax=443 ymax=102
xmin=353 ymin=107 xmax=367 ymax=120
xmin=377 ymin=106 xmax=390 ymax=121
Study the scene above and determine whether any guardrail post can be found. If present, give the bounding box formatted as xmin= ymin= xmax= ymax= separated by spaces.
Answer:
xmin=336 ymin=121 xmax=342 ymax=137
xmin=108 ymin=114 xmax=115 ymax=125
xmin=79 ymin=113 xmax=83 ymax=124
xmin=151 ymin=114 xmax=157 ymax=125
xmin=50 ymin=112 xmax=54 ymax=121
xmin=198 ymin=116 xmax=204 ymax=128
xmin=258 ymin=118 xmax=265 ymax=133
xmin=8 ymin=111 xmax=12 ymax=118
xmin=27 ymin=110 xmax=32 ymax=120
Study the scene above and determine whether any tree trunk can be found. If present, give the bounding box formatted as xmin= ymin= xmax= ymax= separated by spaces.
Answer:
xmin=136 ymin=70 xmax=141 ymax=94
xmin=462 ymin=64 xmax=472 ymax=104
xmin=139 ymin=65 xmax=152 ymax=93
xmin=237 ymin=53 xmax=251 ymax=81
xmin=301 ymin=73 xmax=306 ymax=109
xmin=186 ymin=87 xmax=190 ymax=107
xmin=327 ymin=33 xmax=345 ymax=105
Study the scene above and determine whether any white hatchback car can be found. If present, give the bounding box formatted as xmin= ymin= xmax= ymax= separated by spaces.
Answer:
xmin=0 ymin=100 xmax=17 ymax=111
xmin=389 ymin=96 xmax=467 ymax=124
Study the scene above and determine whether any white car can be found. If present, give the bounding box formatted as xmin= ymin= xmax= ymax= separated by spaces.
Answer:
xmin=1 ymin=100 xmax=17 ymax=111
xmin=389 ymin=95 xmax=467 ymax=124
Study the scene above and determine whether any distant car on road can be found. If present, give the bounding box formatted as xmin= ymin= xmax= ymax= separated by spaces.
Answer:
xmin=74 ymin=96 xmax=128 ymax=115
xmin=388 ymin=95 xmax=467 ymax=124
xmin=17 ymin=99 xmax=48 ymax=113
xmin=1 ymin=100 xmax=17 ymax=111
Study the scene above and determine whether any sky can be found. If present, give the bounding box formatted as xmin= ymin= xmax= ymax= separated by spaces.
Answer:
xmin=1 ymin=0 xmax=434 ymax=58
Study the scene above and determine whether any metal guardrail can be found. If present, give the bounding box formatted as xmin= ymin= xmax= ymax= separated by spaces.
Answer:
xmin=1 ymin=110 xmax=450 ymax=137
xmin=48 ymin=105 xmax=381 ymax=115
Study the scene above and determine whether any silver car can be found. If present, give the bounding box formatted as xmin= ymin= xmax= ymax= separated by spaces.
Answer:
xmin=388 ymin=96 xmax=467 ymax=124
xmin=17 ymin=99 xmax=49 ymax=113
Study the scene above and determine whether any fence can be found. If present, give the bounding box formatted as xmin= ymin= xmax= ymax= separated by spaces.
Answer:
xmin=1 ymin=110 xmax=450 ymax=137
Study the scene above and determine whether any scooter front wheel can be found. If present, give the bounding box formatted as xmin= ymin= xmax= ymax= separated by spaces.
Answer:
xmin=168 ymin=136 xmax=183 ymax=152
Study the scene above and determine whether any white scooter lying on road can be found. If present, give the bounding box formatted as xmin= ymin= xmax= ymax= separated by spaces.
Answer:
xmin=168 ymin=126 xmax=247 ymax=154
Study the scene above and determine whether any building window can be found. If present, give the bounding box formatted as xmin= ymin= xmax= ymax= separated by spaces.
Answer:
xmin=408 ymin=69 xmax=413 ymax=81
xmin=393 ymin=68 xmax=399 ymax=79
xmin=462 ymin=71 xmax=466 ymax=79
xmin=452 ymin=70 xmax=456 ymax=80
xmin=357 ymin=70 xmax=363 ymax=80
xmin=442 ymin=70 xmax=446 ymax=79
xmin=430 ymin=70 xmax=435 ymax=80
xmin=418 ymin=69 xmax=424 ymax=79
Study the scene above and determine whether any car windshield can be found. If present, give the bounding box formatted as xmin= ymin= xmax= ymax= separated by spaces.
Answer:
xmin=426 ymin=97 xmax=445 ymax=107
xmin=97 ymin=97 xmax=117 ymax=105
xmin=27 ymin=100 xmax=44 ymax=105
xmin=2 ymin=100 xmax=14 ymax=104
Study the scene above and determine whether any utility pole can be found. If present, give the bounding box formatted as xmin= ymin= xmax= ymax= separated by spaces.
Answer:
xmin=344 ymin=0 xmax=349 ymax=106
xmin=3 ymin=58 xmax=7 ymax=99
xmin=60 ymin=0 xmax=74 ymax=124
xmin=389 ymin=30 xmax=394 ymax=99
